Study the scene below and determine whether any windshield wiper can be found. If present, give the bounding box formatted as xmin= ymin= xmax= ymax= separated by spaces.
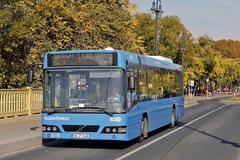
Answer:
xmin=45 ymin=107 xmax=69 ymax=115
xmin=103 ymin=110 xmax=113 ymax=116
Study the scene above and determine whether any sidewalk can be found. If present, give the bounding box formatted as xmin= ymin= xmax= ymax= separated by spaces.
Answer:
xmin=0 ymin=94 xmax=232 ymax=156
xmin=184 ymin=93 xmax=231 ymax=108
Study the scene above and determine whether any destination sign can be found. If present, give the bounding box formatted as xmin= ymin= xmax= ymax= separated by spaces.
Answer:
xmin=48 ymin=53 xmax=117 ymax=67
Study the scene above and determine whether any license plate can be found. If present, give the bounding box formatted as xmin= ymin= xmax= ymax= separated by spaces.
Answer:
xmin=72 ymin=133 xmax=90 ymax=139
xmin=48 ymin=133 xmax=61 ymax=138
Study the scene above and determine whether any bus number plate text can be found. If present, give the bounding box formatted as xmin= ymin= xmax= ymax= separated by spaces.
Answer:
xmin=72 ymin=134 xmax=90 ymax=139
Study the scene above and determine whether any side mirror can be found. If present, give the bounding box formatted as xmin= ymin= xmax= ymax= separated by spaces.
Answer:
xmin=128 ymin=77 xmax=135 ymax=90
xmin=27 ymin=65 xmax=35 ymax=84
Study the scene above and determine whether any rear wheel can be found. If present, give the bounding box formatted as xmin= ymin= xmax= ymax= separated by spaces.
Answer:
xmin=170 ymin=109 xmax=176 ymax=128
xmin=138 ymin=117 xmax=148 ymax=142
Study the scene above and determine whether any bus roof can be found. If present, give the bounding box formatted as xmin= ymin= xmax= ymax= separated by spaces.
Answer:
xmin=118 ymin=50 xmax=182 ymax=72
xmin=45 ymin=50 xmax=182 ymax=71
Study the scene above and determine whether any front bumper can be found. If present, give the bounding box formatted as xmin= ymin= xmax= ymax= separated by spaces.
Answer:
xmin=42 ymin=113 xmax=135 ymax=141
xmin=42 ymin=132 xmax=130 ymax=141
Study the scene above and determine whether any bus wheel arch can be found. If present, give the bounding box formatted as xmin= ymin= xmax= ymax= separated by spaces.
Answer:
xmin=138 ymin=113 xmax=148 ymax=142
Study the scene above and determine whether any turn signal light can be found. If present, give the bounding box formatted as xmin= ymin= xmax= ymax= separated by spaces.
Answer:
xmin=102 ymin=126 xmax=127 ymax=134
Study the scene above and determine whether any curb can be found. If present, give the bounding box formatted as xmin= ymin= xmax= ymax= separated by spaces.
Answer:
xmin=185 ymin=102 xmax=199 ymax=108
xmin=220 ymin=100 xmax=240 ymax=104
xmin=185 ymin=95 xmax=232 ymax=108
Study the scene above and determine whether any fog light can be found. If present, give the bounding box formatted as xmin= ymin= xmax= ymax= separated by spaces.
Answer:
xmin=105 ymin=128 xmax=110 ymax=133
xmin=42 ymin=126 xmax=46 ymax=131
xmin=47 ymin=127 xmax=51 ymax=131
xmin=112 ymin=128 xmax=117 ymax=133
xmin=52 ymin=126 xmax=57 ymax=132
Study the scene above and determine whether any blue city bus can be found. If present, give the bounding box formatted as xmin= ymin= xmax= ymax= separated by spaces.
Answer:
xmin=41 ymin=49 xmax=184 ymax=144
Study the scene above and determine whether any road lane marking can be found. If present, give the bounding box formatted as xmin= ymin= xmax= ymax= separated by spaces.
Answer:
xmin=0 ymin=145 xmax=42 ymax=158
xmin=114 ymin=104 xmax=228 ymax=160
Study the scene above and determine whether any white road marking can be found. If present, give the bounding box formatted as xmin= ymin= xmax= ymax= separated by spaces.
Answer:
xmin=0 ymin=104 xmax=229 ymax=159
xmin=114 ymin=104 xmax=228 ymax=160
xmin=0 ymin=145 xmax=42 ymax=158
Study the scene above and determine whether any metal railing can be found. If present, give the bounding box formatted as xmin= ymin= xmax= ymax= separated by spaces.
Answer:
xmin=0 ymin=88 xmax=42 ymax=118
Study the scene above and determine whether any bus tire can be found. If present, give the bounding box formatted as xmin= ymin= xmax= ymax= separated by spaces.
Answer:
xmin=170 ymin=108 xmax=176 ymax=128
xmin=138 ymin=116 xmax=148 ymax=142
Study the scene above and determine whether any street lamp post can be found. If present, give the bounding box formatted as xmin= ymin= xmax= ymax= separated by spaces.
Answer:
xmin=179 ymin=31 xmax=185 ymax=68
xmin=206 ymin=78 xmax=209 ymax=98
xmin=179 ymin=31 xmax=186 ymax=96
xmin=151 ymin=0 xmax=164 ymax=55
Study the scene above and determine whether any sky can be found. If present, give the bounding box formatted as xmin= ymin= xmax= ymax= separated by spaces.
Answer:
xmin=130 ymin=0 xmax=240 ymax=40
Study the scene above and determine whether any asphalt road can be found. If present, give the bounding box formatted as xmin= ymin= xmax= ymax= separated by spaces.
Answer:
xmin=1 ymin=99 xmax=240 ymax=160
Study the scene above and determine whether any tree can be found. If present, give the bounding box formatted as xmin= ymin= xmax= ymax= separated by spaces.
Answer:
xmin=134 ymin=14 xmax=195 ymax=62
xmin=133 ymin=13 xmax=155 ymax=55
xmin=221 ymin=59 xmax=240 ymax=88
xmin=214 ymin=39 xmax=240 ymax=58
xmin=159 ymin=16 xmax=189 ymax=63
xmin=184 ymin=56 xmax=205 ymax=87
xmin=0 ymin=0 xmax=143 ymax=88
xmin=0 ymin=1 xmax=32 ymax=88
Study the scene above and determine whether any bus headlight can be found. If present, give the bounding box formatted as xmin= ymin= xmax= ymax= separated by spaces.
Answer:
xmin=112 ymin=128 xmax=117 ymax=133
xmin=102 ymin=126 xmax=127 ymax=134
xmin=52 ymin=127 xmax=57 ymax=132
xmin=47 ymin=127 xmax=51 ymax=131
xmin=105 ymin=128 xmax=111 ymax=133
xmin=42 ymin=125 xmax=61 ymax=132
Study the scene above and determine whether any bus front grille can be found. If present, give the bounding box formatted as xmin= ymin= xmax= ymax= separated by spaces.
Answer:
xmin=62 ymin=125 xmax=99 ymax=132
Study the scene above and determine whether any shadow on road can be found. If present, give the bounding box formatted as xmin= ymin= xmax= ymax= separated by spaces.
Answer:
xmin=170 ymin=120 xmax=240 ymax=148
xmin=186 ymin=126 xmax=240 ymax=148
xmin=45 ymin=139 xmax=136 ymax=149
xmin=46 ymin=120 xmax=235 ymax=150
xmin=44 ymin=125 xmax=175 ymax=149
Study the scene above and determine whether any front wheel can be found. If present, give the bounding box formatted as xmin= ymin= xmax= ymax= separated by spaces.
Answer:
xmin=138 ymin=117 xmax=148 ymax=142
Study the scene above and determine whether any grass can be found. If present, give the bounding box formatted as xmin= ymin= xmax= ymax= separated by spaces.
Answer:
xmin=225 ymin=95 xmax=240 ymax=102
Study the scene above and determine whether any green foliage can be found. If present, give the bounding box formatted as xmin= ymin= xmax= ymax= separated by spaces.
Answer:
xmin=225 ymin=95 xmax=240 ymax=102
xmin=184 ymin=57 xmax=205 ymax=86
xmin=222 ymin=59 xmax=240 ymax=86
xmin=0 ymin=1 xmax=239 ymax=90
xmin=190 ymin=36 xmax=240 ymax=89
xmin=133 ymin=13 xmax=155 ymax=55
xmin=214 ymin=39 xmax=240 ymax=58
xmin=0 ymin=0 xmax=143 ymax=88
xmin=159 ymin=16 xmax=188 ymax=63
xmin=133 ymin=14 xmax=195 ymax=65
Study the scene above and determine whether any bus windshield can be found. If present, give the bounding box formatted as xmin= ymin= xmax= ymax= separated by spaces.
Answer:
xmin=44 ymin=69 xmax=125 ymax=113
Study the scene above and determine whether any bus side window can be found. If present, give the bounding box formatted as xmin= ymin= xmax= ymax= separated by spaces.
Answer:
xmin=127 ymin=68 xmax=138 ymax=108
xmin=147 ymin=70 xmax=156 ymax=100
xmin=162 ymin=70 xmax=170 ymax=98
xmin=175 ymin=72 xmax=182 ymax=96
xmin=138 ymin=69 xmax=148 ymax=101
xmin=155 ymin=70 xmax=164 ymax=99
